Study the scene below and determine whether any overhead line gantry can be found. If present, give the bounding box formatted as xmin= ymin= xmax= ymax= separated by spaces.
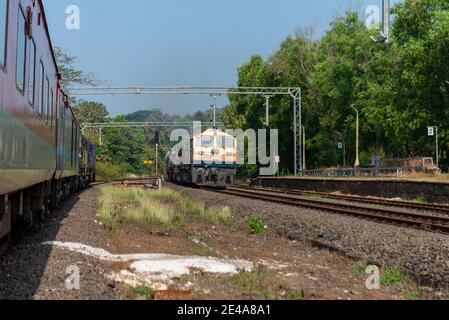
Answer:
xmin=69 ymin=86 xmax=303 ymax=175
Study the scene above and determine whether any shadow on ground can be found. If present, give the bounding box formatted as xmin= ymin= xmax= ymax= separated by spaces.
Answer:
xmin=0 ymin=193 xmax=81 ymax=300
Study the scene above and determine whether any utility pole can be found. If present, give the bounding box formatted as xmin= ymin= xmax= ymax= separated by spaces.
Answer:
xmin=371 ymin=0 xmax=390 ymax=43
xmin=155 ymin=131 xmax=160 ymax=178
xmin=383 ymin=0 xmax=390 ymax=43
xmin=352 ymin=107 xmax=360 ymax=168
xmin=263 ymin=96 xmax=273 ymax=127
xmin=99 ymin=128 xmax=103 ymax=146
xmin=155 ymin=144 xmax=159 ymax=177
xmin=211 ymin=95 xmax=217 ymax=129
xmin=302 ymin=125 xmax=307 ymax=170
xmin=436 ymin=126 xmax=439 ymax=170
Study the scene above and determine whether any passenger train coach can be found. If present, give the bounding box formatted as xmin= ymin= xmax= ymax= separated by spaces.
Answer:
xmin=0 ymin=0 xmax=96 ymax=241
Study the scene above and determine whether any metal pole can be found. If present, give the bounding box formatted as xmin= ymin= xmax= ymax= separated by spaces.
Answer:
xmin=155 ymin=143 xmax=159 ymax=178
xmin=291 ymin=90 xmax=302 ymax=175
xmin=299 ymin=91 xmax=302 ymax=174
xmin=436 ymin=126 xmax=439 ymax=170
xmin=302 ymin=125 xmax=306 ymax=170
xmin=211 ymin=95 xmax=217 ymax=129
xmin=264 ymin=96 xmax=272 ymax=127
xmin=293 ymin=96 xmax=298 ymax=176
xmin=352 ymin=107 xmax=360 ymax=168
xmin=383 ymin=0 xmax=390 ymax=43
xmin=99 ymin=128 xmax=103 ymax=146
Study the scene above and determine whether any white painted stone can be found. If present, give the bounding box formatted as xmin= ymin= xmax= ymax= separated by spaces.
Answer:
xmin=43 ymin=241 xmax=253 ymax=285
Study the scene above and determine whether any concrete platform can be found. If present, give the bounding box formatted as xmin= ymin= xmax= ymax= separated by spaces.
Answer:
xmin=252 ymin=177 xmax=449 ymax=203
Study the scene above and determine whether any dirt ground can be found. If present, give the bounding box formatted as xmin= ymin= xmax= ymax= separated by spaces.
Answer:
xmin=0 ymin=184 xmax=447 ymax=300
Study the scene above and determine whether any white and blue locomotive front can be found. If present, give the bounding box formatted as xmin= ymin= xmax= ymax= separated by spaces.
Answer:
xmin=166 ymin=129 xmax=237 ymax=187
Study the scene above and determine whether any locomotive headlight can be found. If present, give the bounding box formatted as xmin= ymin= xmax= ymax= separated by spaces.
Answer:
xmin=226 ymin=152 xmax=233 ymax=157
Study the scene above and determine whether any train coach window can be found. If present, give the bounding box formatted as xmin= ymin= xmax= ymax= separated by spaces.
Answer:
xmin=38 ymin=61 xmax=43 ymax=115
xmin=50 ymin=89 xmax=54 ymax=127
xmin=0 ymin=0 xmax=8 ymax=69
xmin=27 ymin=38 xmax=35 ymax=106
xmin=45 ymin=76 xmax=49 ymax=123
xmin=16 ymin=6 xmax=26 ymax=92
xmin=59 ymin=96 xmax=64 ymax=120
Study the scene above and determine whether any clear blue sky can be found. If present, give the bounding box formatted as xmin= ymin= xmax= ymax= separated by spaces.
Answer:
xmin=44 ymin=0 xmax=398 ymax=116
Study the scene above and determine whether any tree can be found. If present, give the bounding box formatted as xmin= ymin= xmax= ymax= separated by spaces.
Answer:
xmin=222 ymin=3 xmax=449 ymax=173
xmin=73 ymin=101 xmax=109 ymax=124
xmin=73 ymin=101 xmax=109 ymax=146
xmin=54 ymin=47 xmax=100 ymax=88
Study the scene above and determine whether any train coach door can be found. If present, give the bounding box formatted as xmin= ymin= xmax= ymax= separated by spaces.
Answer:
xmin=56 ymin=96 xmax=65 ymax=171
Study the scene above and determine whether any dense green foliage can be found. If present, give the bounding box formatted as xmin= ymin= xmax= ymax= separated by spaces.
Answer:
xmin=222 ymin=1 xmax=449 ymax=174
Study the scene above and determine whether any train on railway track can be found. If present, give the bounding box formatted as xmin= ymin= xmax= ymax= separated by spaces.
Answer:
xmin=166 ymin=128 xmax=237 ymax=187
xmin=0 ymin=0 xmax=96 ymax=242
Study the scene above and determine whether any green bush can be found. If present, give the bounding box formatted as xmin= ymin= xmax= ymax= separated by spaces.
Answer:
xmin=248 ymin=216 xmax=265 ymax=234
xmin=96 ymin=162 xmax=127 ymax=181
xmin=381 ymin=266 xmax=406 ymax=285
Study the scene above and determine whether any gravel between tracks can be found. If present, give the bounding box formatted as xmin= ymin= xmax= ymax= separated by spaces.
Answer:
xmin=169 ymin=184 xmax=449 ymax=285
xmin=0 ymin=188 xmax=121 ymax=300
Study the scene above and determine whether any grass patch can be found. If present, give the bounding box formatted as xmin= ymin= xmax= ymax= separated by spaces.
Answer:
xmin=414 ymin=195 xmax=428 ymax=204
xmin=381 ymin=266 xmax=406 ymax=286
xmin=201 ymin=207 xmax=232 ymax=225
xmin=248 ymin=216 xmax=265 ymax=234
xmin=231 ymin=268 xmax=274 ymax=300
xmin=98 ymin=186 xmax=232 ymax=233
xmin=129 ymin=286 xmax=155 ymax=299
xmin=230 ymin=267 xmax=302 ymax=300
xmin=192 ymin=242 xmax=217 ymax=257
xmin=351 ymin=263 xmax=406 ymax=286
xmin=279 ymin=284 xmax=303 ymax=300
xmin=403 ymin=287 xmax=422 ymax=300
xmin=351 ymin=262 xmax=369 ymax=277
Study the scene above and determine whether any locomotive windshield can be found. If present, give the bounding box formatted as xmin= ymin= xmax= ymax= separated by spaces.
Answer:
xmin=224 ymin=137 xmax=235 ymax=148
xmin=198 ymin=136 xmax=214 ymax=147
xmin=217 ymin=136 xmax=235 ymax=148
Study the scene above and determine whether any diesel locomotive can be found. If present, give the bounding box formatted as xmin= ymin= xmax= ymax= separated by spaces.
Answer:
xmin=166 ymin=128 xmax=237 ymax=187
xmin=0 ymin=0 xmax=96 ymax=241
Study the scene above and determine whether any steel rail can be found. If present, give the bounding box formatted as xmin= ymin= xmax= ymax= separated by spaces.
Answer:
xmin=204 ymin=186 xmax=449 ymax=234
xmin=236 ymin=185 xmax=449 ymax=214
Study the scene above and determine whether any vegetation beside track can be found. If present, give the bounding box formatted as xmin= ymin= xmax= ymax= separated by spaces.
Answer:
xmin=98 ymin=186 xmax=232 ymax=233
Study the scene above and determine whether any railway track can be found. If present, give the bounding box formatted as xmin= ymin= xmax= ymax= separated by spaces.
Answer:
xmin=92 ymin=177 xmax=159 ymax=187
xmin=237 ymin=185 xmax=449 ymax=214
xmin=204 ymin=186 xmax=449 ymax=235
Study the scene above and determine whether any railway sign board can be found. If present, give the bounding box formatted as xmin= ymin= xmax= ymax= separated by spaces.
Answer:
xmin=338 ymin=142 xmax=343 ymax=149
xmin=428 ymin=127 xmax=435 ymax=136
